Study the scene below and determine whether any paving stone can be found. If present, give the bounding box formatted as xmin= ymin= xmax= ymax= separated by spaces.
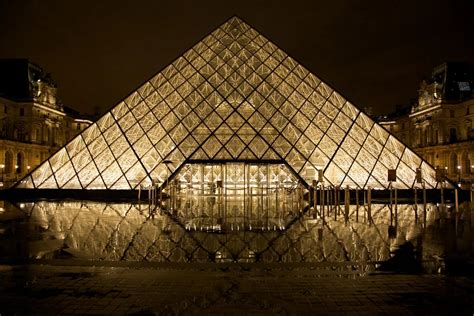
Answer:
xmin=0 ymin=264 xmax=472 ymax=315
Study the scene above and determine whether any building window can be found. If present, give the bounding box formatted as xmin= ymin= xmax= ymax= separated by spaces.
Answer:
xmin=19 ymin=108 xmax=24 ymax=116
xmin=468 ymin=126 xmax=474 ymax=140
xmin=450 ymin=110 xmax=455 ymax=118
xmin=449 ymin=128 xmax=457 ymax=143
xmin=4 ymin=151 xmax=13 ymax=174
xmin=3 ymin=105 xmax=7 ymax=114
xmin=458 ymin=81 xmax=471 ymax=91
xmin=77 ymin=123 xmax=81 ymax=130
xmin=462 ymin=152 xmax=470 ymax=174
xmin=16 ymin=152 xmax=23 ymax=174
xmin=450 ymin=152 xmax=458 ymax=175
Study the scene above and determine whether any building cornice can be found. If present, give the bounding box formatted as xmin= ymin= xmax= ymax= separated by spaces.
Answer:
xmin=32 ymin=102 xmax=66 ymax=117
xmin=409 ymin=104 xmax=442 ymax=118
xmin=73 ymin=118 xmax=93 ymax=124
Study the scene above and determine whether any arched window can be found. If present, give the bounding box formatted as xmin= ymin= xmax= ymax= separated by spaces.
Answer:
xmin=5 ymin=151 xmax=13 ymax=174
xmin=462 ymin=152 xmax=470 ymax=174
xmin=450 ymin=152 xmax=458 ymax=175
xmin=449 ymin=128 xmax=457 ymax=143
xmin=16 ymin=152 xmax=23 ymax=174
xmin=427 ymin=125 xmax=433 ymax=144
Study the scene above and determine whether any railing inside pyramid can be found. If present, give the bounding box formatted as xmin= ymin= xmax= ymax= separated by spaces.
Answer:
xmin=141 ymin=162 xmax=308 ymax=232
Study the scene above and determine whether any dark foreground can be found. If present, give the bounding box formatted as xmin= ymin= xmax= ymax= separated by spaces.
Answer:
xmin=0 ymin=263 xmax=472 ymax=315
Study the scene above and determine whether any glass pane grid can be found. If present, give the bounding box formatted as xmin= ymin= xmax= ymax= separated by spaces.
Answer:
xmin=22 ymin=16 xmax=445 ymax=190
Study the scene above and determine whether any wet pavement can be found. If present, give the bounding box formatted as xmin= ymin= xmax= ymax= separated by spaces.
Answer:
xmin=0 ymin=263 xmax=473 ymax=315
xmin=0 ymin=200 xmax=473 ymax=314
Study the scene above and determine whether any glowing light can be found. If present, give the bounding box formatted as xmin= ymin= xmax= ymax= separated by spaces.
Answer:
xmin=20 ymin=16 xmax=447 ymax=191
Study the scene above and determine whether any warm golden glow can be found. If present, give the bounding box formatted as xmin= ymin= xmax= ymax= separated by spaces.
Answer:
xmin=163 ymin=163 xmax=307 ymax=230
xmin=17 ymin=17 xmax=442 ymax=190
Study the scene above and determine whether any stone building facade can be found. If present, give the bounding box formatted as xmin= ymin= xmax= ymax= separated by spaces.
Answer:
xmin=378 ymin=62 xmax=474 ymax=188
xmin=0 ymin=59 xmax=92 ymax=188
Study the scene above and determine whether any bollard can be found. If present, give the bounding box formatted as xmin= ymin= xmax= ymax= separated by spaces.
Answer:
xmin=312 ymin=180 xmax=317 ymax=218
xmin=394 ymin=188 xmax=398 ymax=228
xmin=327 ymin=187 xmax=331 ymax=217
xmin=423 ymin=183 xmax=427 ymax=229
xmin=159 ymin=186 xmax=163 ymax=210
xmin=389 ymin=182 xmax=393 ymax=226
xmin=455 ymin=189 xmax=459 ymax=235
xmin=321 ymin=185 xmax=325 ymax=224
xmin=440 ymin=183 xmax=444 ymax=213
xmin=367 ymin=186 xmax=372 ymax=224
xmin=321 ymin=185 xmax=325 ymax=223
xmin=337 ymin=186 xmax=340 ymax=217
xmin=363 ymin=190 xmax=367 ymax=222
xmin=344 ymin=186 xmax=349 ymax=224
xmin=148 ymin=185 xmax=151 ymax=211
xmin=414 ymin=187 xmax=418 ymax=223
xmin=355 ymin=187 xmax=359 ymax=222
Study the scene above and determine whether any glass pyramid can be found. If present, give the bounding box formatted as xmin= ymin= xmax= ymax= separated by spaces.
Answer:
xmin=17 ymin=16 xmax=443 ymax=190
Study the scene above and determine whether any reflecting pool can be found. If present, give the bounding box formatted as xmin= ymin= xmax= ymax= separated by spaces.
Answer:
xmin=0 ymin=200 xmax=472 ymax=272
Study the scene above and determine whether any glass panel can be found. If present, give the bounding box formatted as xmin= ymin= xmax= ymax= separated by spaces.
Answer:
xmin=71 ymin=147 xmax=93 ymax=173
xmin=31 ymin=162 xmax=56 ymax=188
xmin=77 ymin=162 xmax=101 ymax=188
xmin=49 ymin=148 xmax=70 ymax=173
xmin=117 ymin=148 xmax=140 ymax=174
xmin=54 ymin=161 xmax=76 ymax=188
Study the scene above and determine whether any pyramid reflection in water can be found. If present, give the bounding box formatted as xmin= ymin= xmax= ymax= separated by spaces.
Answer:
xmin=17 ymin=16 xmax=441 ymax=191
xmin=14 ymin=200 xmax=447 ymax=265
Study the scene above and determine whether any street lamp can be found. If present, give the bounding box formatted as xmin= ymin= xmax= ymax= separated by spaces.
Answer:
xmin=457 ymin=165 xmax=461 ymax=187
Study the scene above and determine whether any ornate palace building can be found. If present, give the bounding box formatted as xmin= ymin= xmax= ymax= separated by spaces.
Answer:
xmin=0 ymin=59 xmax=92 ymax=188
xmin=378 ymin=62 xmax=474 ymax=188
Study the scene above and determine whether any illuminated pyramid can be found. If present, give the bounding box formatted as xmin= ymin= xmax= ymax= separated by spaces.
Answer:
xmin=17 ymin=16 xmax=440 ymax=190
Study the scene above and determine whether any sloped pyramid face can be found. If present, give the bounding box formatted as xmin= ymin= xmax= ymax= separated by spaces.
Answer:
xmin=18 ymin=16 xmax=440 ymax=190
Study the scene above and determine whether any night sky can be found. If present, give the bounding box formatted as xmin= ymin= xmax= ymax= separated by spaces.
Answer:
xmin=1 ymin=0 xmax=473 ymax=116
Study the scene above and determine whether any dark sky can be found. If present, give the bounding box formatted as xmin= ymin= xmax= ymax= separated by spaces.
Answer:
xmin=1 ymin=0 xmax=473 ymax=116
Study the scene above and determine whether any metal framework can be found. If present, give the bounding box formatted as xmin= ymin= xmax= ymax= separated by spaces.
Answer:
xmin=16 ymin=16 xmax=441 ymax=190
xmin=168 ymin=162 xmax=306 ymax=230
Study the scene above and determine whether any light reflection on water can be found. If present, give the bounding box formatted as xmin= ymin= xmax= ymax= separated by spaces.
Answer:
xmin=0 ymin=200 xmax=472 ymax=271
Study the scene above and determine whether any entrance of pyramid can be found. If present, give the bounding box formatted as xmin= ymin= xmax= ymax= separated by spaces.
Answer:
xmin=160 ymin=162 xmax=309 ymax=231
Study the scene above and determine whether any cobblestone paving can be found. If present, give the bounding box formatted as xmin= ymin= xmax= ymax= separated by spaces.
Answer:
xmin=0 ymin=263 xmax=472 ymax=315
